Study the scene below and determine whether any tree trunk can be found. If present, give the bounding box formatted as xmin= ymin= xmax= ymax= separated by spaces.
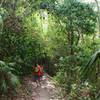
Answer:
xmin=67 ymin=17 xmax=74 ymax=56
xmin=0 ymin=0 xmax=4 ymax=7
xmin=95 ymin=0 xmax=100 ymax=38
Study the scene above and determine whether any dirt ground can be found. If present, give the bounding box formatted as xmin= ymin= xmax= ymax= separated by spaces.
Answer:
xmin=0 ymin=74 xmax=63 ymax=100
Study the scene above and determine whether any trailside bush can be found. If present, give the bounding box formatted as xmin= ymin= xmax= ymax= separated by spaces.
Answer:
xmin=0 ymin=61 xmax=20 ymax=94
xmin=67 ymin=82 xmax=96 ymax=100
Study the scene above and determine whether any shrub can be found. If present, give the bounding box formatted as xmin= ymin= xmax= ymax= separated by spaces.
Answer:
xmin=0 ymin=61 xmax=20 ymax=94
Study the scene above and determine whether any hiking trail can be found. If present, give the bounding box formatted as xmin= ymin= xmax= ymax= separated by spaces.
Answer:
xmin=1 ymin=74 xmax=64 ymax=100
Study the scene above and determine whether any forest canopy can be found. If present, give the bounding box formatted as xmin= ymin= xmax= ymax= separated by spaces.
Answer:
xmin=0 ymin=0 xmax=100 ymax=99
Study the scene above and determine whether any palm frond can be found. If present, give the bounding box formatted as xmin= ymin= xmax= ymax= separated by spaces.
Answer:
xmin=8 ymin=73 xmax=20 ymax=87
xmin=80 ymin=50 xmax=100 ymax=81
xmin=0 ymin=60 xmax=20 ymax=94
xmin=0 ymin=80 xmax=8 ymax=93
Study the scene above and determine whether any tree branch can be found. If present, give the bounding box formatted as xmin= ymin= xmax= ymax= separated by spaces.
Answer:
xmin=0 ymin=0 xmax=4 ymax=7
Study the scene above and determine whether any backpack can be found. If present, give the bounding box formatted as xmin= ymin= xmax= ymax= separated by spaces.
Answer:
xmin=34 ymin=67 xmax=39 ymax=72
xmin=37 ymin=65 xmax=43 ymax=76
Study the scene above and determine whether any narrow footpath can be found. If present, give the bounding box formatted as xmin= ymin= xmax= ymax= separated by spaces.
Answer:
xmin=0 ymin=74 xmax=64 ymax=100
xmin=24 ymin=74 xmax=62 ymax=100
xmin=21 ymin=74 xmax=62 ymax=100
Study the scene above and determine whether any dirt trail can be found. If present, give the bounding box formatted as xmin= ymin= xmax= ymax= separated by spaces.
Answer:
xmin=0 ymin=74 xmax=62 ymax=100
xmin=27 ymin=74 xmax=61 ymax=100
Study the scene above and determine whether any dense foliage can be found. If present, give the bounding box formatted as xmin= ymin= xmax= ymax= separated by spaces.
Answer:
xmin=0 ymin=61 xmax=20 ymax=94
xmin=0 ymin=0 xmax=100 ymax=99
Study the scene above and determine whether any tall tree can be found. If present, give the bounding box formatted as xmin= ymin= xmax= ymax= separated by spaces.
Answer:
xmin=95 ymin=0 xmax=100 ymax=37
xmin=55 ymin=0 xmax=97 ymax=55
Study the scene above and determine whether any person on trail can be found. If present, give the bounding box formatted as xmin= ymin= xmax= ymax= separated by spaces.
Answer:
xmin=33 ymin=64 xmax=44 ymax=87
xmin=33 ymin=64 xmax=40 ymax=87
xmin=37 ymin=64 xmax=44 ymax=81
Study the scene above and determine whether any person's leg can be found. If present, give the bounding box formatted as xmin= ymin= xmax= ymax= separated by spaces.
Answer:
xmin=40 ymin=75 xmax=43 ymax=81
xmin=34 ymin=75 xmax=39 ymax=87
xmin=38 ymin=76 xmax=41 ymax=86
xmin=36 ymin=80 xmax=39 ymax=87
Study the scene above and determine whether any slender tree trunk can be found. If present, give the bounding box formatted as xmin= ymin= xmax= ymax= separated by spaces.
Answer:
xmin=67 ymin=32 xmax=71 ymax=54
xmin=0 ymin=0 xmax=4 ymax=7
xmin=12 ymin=0 xmax=18 ymax=16
xmin=67 ymin=32 xmax=74 ymax=55
xmin=67 ymin=17 xmax=74 ymax=56
xmin=95 ymin=0 xmax=100 ymax=38
xmin=67 ymin=17 xmax=75 ymax=81
xmin=76 ymin=30 xmax=80 ymax=45
xmin=0 ymin=0 xmax=4 ymax=32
